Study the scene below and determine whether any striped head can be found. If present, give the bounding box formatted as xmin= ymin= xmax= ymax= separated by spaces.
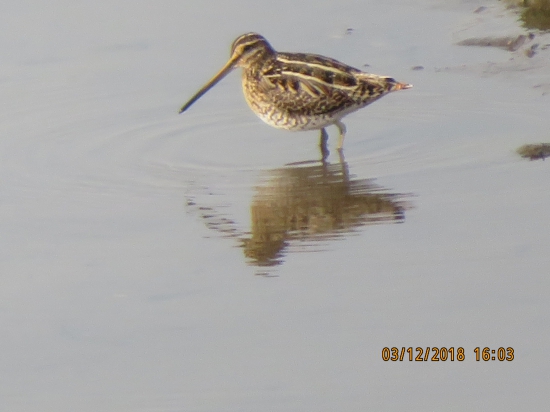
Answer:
xmin=229 ymin=33 xmax=276 ymax=67
xmin=179 ymin=33 xmax=275 ymax=114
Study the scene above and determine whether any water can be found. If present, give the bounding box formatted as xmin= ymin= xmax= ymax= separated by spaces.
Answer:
xmin=1 ymin=1 xmax=549 ymax=411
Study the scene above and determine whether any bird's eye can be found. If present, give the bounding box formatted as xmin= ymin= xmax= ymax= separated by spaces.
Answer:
xmin=243 ymin=44 xmax=253 ymax=52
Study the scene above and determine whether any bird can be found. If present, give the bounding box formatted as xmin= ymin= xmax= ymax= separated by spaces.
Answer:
xmin=179 ymin=32 xmax=411 ymax=154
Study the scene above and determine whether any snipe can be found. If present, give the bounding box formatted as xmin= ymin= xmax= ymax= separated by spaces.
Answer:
xmin=179 ymin=33 xmax=411 ymax=154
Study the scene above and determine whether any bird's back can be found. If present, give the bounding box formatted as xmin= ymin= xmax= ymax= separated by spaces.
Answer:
xmin=243 ymin=51 xmax=401 ymax=117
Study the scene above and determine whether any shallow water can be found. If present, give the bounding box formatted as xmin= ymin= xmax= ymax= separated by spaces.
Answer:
xmin=1 ymin=0 xmax=549 ymax=411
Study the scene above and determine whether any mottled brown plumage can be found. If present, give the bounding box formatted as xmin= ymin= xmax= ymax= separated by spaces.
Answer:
xmin=179 ymin=33 xmax=411 ymax=152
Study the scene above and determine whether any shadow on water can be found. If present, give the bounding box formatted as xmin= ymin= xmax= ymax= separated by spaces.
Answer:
xmin=186 ymin=152 xmax=412 ymax=268
xmin=456 ymin=33 xmax=535 ymax=52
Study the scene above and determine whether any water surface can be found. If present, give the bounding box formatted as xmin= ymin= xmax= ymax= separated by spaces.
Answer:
xmin=1 ymin=1 xmax=549 ymax=411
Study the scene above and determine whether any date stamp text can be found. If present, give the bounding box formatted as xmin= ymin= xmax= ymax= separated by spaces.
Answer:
xmin=381 ymin=347 xmax=514 ymax=362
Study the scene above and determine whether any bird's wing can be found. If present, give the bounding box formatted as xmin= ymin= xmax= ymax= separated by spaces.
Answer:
xmin=260 ymin=53 xmax=385 ymax=115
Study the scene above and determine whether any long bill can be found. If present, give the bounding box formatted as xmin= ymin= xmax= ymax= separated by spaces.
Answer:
xmin=179 ymin=54 xmax=240 ymax=114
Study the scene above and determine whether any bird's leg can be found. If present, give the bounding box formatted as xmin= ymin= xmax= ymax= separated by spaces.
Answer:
xmin=337 ymin=146 xmax=346 ymax=166
xmin=335 ymin=120 xmax=347 ymax=150
xmin=319 ymin=128 xmax=329 ymax=162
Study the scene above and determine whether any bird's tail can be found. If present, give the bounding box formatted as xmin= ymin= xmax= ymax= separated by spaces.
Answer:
xmin=386 ymin=78 xmax=413 ymax=91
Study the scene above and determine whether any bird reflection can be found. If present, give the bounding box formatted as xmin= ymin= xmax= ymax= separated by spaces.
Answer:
xmin=186 ymin=154 xmax=411 ymax=267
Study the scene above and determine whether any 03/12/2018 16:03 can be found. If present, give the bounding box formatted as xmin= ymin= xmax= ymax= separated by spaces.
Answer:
xmin=381 ymin=347 xmax=515 ymax=362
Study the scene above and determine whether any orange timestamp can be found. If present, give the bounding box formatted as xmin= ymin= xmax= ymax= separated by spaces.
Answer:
xmin=382 ymin=347 xmax=515 ymax=362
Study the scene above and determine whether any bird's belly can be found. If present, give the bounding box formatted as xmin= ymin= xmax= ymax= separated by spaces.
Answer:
xmin=258 ymin=110 xmax=335 ymax=131
xmin=245 ymin=99 xmax=336 ymax=132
